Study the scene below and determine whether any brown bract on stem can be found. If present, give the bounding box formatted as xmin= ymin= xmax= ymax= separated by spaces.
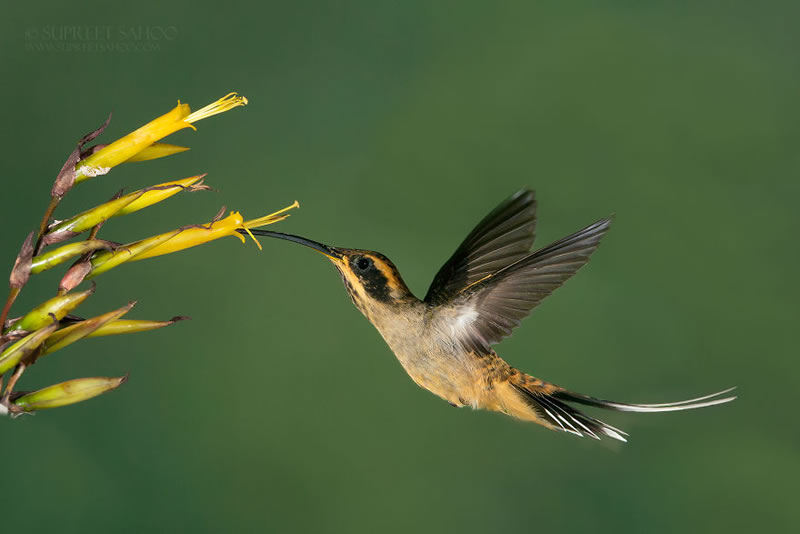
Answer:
xmin=0 ymin=231 xmax=35 ymax=330
xmin=34 ymin=114 xmax=113 ymax=254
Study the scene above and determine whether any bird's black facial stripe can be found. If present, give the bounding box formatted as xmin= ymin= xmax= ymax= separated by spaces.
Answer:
xmin=350 ymin=255 xmax=391 ymax=302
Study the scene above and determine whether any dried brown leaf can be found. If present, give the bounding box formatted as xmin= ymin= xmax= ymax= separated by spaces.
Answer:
xmin=211 ymin=205 xmax=227 ymax=223
xmin=9 ymin=232 xmax=34 ymax=289
xmin=59 ymin=261 xmax=93 ymax=294
xmin=51 ymin=113 xmax=112 ymax=199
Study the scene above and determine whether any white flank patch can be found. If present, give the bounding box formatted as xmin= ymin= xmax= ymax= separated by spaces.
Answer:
xmin=450 ymin=304 xmax=478 ymax=337
xmin=0 ymin=404 xmax=8 ymax=416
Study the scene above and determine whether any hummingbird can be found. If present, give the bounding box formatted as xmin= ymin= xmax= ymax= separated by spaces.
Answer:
xmin=244 ymin=190 xmax=735 ymax=441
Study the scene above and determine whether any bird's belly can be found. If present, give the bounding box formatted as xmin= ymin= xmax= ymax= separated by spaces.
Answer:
xmin=389 ymin=345 xmax=479 ymax=407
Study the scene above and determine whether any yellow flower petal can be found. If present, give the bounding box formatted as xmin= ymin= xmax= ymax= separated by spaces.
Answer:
xmin=123 ymin=143 xmax=190 ymax=163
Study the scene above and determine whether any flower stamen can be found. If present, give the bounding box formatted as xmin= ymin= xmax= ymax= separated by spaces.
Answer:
xmin=239 ymin=225 xmax=263 ymax=250
xmin=239 ymin=200 xmax=300 ymax=250
xmin=243 ymin=200 xmax=299 ymax=229
xmin=186 ymin=93 xmax=249 ymax=124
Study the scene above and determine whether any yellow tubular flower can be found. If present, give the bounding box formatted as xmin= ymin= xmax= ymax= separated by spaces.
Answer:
xmin=130 ymin=201 xmax=299 ymax=261
xmin=75 ymin=93 xmax=248 ymax=183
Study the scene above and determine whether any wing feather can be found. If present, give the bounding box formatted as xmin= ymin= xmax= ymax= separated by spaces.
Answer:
xmin=424 ymin=189 xmax=537 ymax=305
xmin=448 ymin=218 xmax=612 ymax=348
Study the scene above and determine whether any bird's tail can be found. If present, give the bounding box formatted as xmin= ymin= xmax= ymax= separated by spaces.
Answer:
xmin=503 ymin=373 xmax=736 ymax=442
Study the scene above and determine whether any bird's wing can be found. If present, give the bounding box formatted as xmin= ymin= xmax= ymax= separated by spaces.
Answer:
xmin=444 ymin=218 xmax=611 ymax=348
xmin=424 ymin=189 xmax=537 ymax=305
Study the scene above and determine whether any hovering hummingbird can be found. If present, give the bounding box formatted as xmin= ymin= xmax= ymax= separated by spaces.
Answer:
xmin=244 ymin=190 xmax=735 ymax=441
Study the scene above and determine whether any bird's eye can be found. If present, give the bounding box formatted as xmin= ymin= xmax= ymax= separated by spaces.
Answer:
xmin=355 ymin=257 xmax=371 ymax=270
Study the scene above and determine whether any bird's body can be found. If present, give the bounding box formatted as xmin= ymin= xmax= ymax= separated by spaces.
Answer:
xmin=340 ymin=281 xmax=541 ymax=415
xmin=248 ymin=190 xmax=735 ymax=441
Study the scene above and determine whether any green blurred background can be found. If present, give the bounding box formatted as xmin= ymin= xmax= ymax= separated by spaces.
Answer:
xmin=1 ymin=1 xmax=797 ymax=532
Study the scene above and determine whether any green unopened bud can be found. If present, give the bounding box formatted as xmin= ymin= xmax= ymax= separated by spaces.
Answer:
xmin=30 ymin=240 xmax=115 ymax=275
xmin=43 ymin=192 xmax=144 ymax=245
xmin=87 ymin=316 xmax=189 ymax=337
xmin=12 ymin=375 xmax=127 ymax=411
xmin=8 ymin=287 xmax=94 ymax=333
xmin=86 ymin=231 xmax=180 ymax=279
xmin=41 ymin=302 xmax=135 ymax=356
xmin=0 ymin=323 xmax=59 ymax=375
xmin=123 ymin=143 xmax=190 ymax=163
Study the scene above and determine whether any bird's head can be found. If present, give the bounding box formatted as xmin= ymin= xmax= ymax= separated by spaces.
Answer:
xmin=246 ymin=230 xmax=417 ymax=318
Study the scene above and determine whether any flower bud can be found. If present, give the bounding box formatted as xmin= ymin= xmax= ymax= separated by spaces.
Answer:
xmin=7 ymin=287 xmax=94 ymax=333
xmin=0 ymin=323 xmax=59 ymax=375
xmin=12 ymin=376 xmax=127 ymax=411
xmin=43 ymin=193 xmax=144 ymax=245
xmin=41 ymin=302 xmax=135 ymax=356
xmin=87 ymin=316 xmax=189 ymax=338
xmin=30 ymin=240 xmax=114 ymax=275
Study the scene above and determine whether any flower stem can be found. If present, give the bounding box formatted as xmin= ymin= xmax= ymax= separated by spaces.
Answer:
xmin=0 ymin=287 xmax=20 ymax=332
xmin=35 ymin=196 xmax=61 ymax=254
xmin=1 ymin=362 xmax=26 ymax=404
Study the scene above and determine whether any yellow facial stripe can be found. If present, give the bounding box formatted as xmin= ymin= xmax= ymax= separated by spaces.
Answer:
xmin=368 ymin=255 xmax=405 ymax=295
xmin=338 ymin=260 xmax=362 ymax=288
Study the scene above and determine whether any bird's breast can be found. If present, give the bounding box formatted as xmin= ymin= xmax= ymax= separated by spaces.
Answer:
xmin=370 ymin=307 xmax=484 ymax=407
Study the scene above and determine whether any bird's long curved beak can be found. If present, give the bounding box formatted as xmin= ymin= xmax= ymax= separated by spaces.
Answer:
xmin=243 ymin=229 xmax=343 ymax=261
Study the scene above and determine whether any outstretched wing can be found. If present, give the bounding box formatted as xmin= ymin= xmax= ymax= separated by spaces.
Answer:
xmin=424 ymin=189 xmax=537 ymax=305
xmin=445 ymin=218 xmax=612 ymax=348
